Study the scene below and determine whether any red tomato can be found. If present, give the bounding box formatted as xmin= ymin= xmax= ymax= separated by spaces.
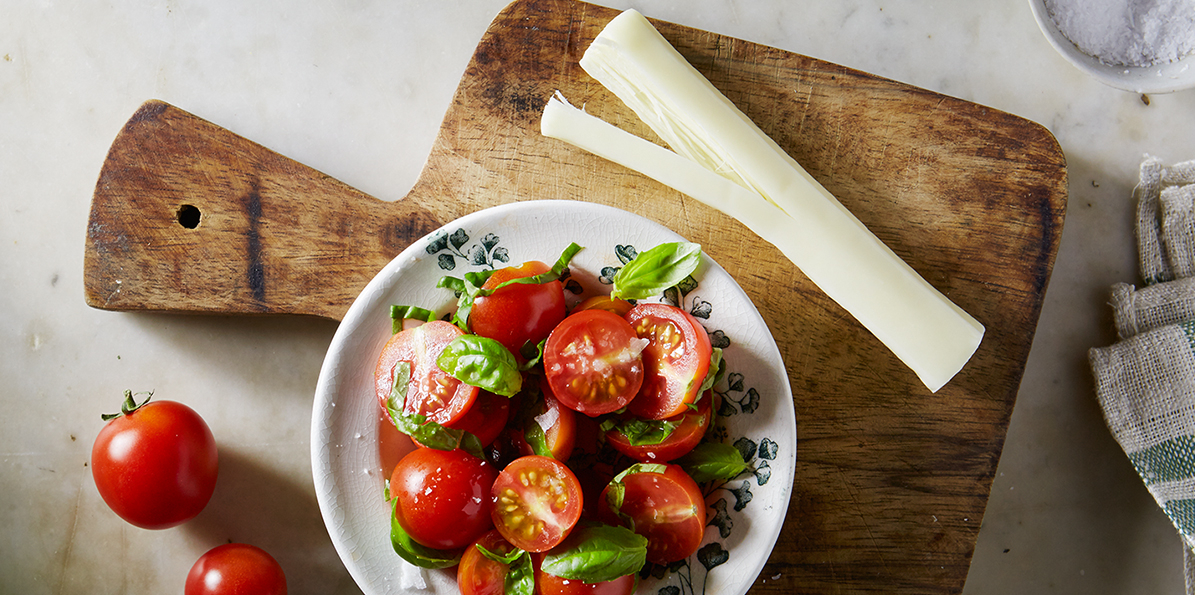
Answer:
xmin=375 ymin=320 xmax=479 ymax=427
xmin=543 ymin=310 xmax=645 ymax=416
xmin=413 ymin=390 xmax=510 ymax=449
xmin=185 ymin=543 xmax=287 ymax=595
xmin=605 ymin=390 xmax=713 ymax=463
xmin=565 ymin=416 xmax=616 ymax=520
xmin=534 ymin=554 xmax=637 ymax=595
xmin=377 ymin=410 xmax=409 ymax=482
xmin=491 ymin=456 xmax=583 ymax=552
xmin=523 ymin=381 xmax=577 ymax=461
xmin=572 ymin=295 xmax=634 ymax=317
xmin=458 ymin=530 xmax=517 ymax=595
xmin=471 ymin=261 xmax=567 ymax=358
xmin=91 ymin=394 xmax=218 ymax=530
xmin=597 ymin=464 xmax=707 ymax=564
xmin=485 ymin=387 xmax=576 ymax=469
xmin=535 ymin=571 xmax=636 ymax=595
xmin=389 ymin=448 xmax=497 ymax=550
xmin=624 ymin=304 xmax=712 ymax=420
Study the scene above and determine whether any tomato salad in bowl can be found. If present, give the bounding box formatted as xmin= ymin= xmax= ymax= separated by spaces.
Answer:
xmin=312 ymin=200 xmax=795 ymax=595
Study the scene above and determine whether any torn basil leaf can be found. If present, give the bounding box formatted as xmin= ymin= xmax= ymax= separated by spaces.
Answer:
xmin=539 ymin=523 xmax=648 ymax=583
xmin=676 ymin=442 xmax=750 ymax=483
xmin=610 ymin=242 xmax=702 ymax=300
xmin=437 ymin=335 xmax=522 ymax=397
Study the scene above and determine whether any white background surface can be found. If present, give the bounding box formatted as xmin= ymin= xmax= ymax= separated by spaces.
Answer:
xmin=1 ymin=0 xmax=1190 ymax=593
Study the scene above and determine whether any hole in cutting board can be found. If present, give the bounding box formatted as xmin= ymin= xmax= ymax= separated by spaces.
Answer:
xmin=176 ymin=204 xmax=201 ymax=229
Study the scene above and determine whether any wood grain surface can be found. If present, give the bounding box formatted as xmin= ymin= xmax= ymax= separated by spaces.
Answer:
xmin=84 ymin=0 xmax=1068 ymax=592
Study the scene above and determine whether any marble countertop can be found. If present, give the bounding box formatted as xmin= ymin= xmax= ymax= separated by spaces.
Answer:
xmin=2 ymin=0 xmax=1191 ymax=593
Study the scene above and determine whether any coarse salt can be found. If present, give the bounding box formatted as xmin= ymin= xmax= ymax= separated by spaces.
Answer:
xmin=1046 ymin=0 xmax=1195 ymax=67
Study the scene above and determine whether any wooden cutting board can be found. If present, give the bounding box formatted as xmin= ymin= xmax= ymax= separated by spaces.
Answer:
xmin=84 ymin=0 xmax=1067 ymax=592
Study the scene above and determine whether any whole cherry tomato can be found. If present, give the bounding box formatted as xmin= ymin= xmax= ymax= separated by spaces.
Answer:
xmin=534 ymin=553 xmax=637 ymax=595
xmin=390 ymin=447 xmax=498 ymax=550
xmin=91 ymin=391 xmax=218 ymax=530
xmin=470 ymin=260 xmax=568 ymax=359
xmin=185 ymin=543 xmax=287 ymax=595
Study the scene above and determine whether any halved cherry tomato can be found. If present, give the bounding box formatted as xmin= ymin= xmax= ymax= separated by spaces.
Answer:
xmin=491 ymin=456 xmax=583 ymax=552
xmin=572 ymin=295 xmax=634 ymax=317
xmin=375 ymin=320 xmax=479 ymax=427
xmin=624 ymin=304 xmax=712 ymax=420
xmin=389 ymin=447 xmax=497 ymax=550
xmin=597 ymin=464 xmax=707 ymax=564
xmin=606 ymin=389 xmax=713 ymax=463
xmin=486 ymin=386 xmax=577 ymax=468
xmin=533 ymin=553 xmax=637 ymax=595
xmin=526 ymin=379 xmax=577 ymax=461
xmin=471 ymin=261 xmax=567 ymax=359
xmin=413 ymin=390 xmax=509 ymax=449
xmin=378 ymin=411 xmax=409 ymax=480
xmin=458 ymin=530 xmax=517 ymax=595
xmin=544 ymin=310 xmax=645 ymax=416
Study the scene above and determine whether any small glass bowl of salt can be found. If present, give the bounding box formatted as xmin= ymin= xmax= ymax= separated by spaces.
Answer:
xmin=1029 ymin=0 xmax=1195 ymax=93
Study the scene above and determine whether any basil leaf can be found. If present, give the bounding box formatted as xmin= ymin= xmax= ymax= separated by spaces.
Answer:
xmin=477 ymin=242 xmax=584 ymax=297
xmin=464 ymin=269 xmax=497 ymax=289
xmin=437 ymin=243 xmax=583 ymax=331
xmin=611 ymin=418 xmax=680 ymax=446
xmin=698 ymin=348 xmax=725 ymax=394
xmin=437 ymin=335 xmax=523 ymax=397
xmin=388 ymin=498 xmax=460 ymax=569
xmin=597 ymin=417 xmax=620 ymax=435
xmin=410 ymin=421 xmax=485 ymax=460
xmin=551 ymin=242 xmax=584 ymax=277
xmin=389 ymin=305 xmax=438 ymax=334
xmin=604 ymin=464 xmax=668 ymax=531
xmin=539 ymin=523 xmax=648 ymax=583
xmin=519 ymin=339 xmax=547 ymax=371
xmin=458 ymin=431 xmax=486 ymax=460
xmin=436 ymin=275 xmax=480 ymax=331
xmin=523 ymin=418 xmax=554 ymax=458
xmin=385 ymin=362 xmax=414 ymax=426
xmin=386 ymin=361 xmax=485 ymax=459
xmin=476 ymin=543 xmax=526 ymax=566
xmin=505 ymin=550 xmax=535 ymax=595
xmin=474 ymin=545 xmax=533 ymax=595
xmin=611 ymin=463 xmax=668 ymax=483
xmin=676 ymin=442 xmax=750 ymax=483
xmin=437 ymin=275 xmax=469 ymax=296
xmin=610 ymin=242 xmax=702 ymax=300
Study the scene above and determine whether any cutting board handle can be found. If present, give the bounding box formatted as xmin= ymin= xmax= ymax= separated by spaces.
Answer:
xmin=84 ymin=100 xmax=441 ymax=321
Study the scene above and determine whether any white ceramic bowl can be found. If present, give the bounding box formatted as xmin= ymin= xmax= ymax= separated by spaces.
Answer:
xmin=1029 ymin=0 xmax=1195 ymax=93
xmin=311 ymin=200 xmax=796 ymax=595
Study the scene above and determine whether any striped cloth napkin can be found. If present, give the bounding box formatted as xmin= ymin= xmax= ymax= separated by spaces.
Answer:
xmin=1090 ymin=156 xmax=1195 ymax=592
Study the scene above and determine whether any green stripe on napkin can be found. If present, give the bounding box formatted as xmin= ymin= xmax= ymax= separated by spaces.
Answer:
xmin=1130 ymin=435 xmax=1195 ymax=485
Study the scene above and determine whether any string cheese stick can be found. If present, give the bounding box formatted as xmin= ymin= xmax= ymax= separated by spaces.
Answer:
xmin=541 ymin=91 xmax=983 ymax=393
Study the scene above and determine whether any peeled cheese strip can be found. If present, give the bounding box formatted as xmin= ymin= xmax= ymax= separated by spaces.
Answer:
xmin=541 ymin=92 xmax=982 ymax=392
